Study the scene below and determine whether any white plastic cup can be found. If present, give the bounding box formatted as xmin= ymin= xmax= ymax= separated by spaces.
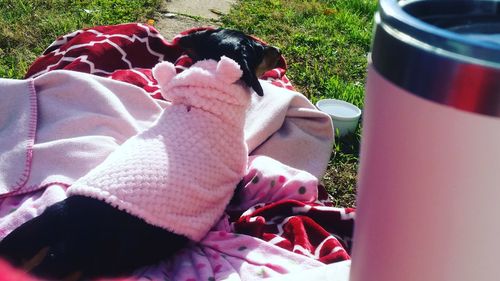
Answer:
xmin=316 ymin=99 xmax=361 ymax=137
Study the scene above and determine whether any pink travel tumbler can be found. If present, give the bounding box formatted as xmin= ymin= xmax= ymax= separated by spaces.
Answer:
xmin=351 ymin=1 xmax=500 ymax=281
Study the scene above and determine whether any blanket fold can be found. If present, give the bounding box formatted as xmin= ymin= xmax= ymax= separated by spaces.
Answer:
xmin=245 ymin=83 xmax=334 ymax=178
xmin=0 ymin=71 xmax=167 ymax=198
xmin=0 ymin=79 xmax=36 ymax=196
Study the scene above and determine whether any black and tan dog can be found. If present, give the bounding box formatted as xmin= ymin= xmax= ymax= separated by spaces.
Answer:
xmin=0 ymin=29 xmax=280 ymax=280
xmin=179 ymin=28 xmax=281 ymax=96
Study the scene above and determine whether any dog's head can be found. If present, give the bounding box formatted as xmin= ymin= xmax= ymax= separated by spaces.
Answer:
xmin=177 ymin=28 xmax=281 ymax=96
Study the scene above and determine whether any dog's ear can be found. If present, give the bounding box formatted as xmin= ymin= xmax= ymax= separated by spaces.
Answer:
xmin=246 ymin=71 xmax=264 ymax=96
xmin=256 ymin=46 xmax=281 ymax=77
xmin=243 ymin=46 xmax=281 ymax=96
xmin=237 ymin=55 xmax=264 ymax=96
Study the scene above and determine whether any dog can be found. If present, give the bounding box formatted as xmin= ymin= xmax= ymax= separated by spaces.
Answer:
xmin=0 ymin=29 xmax=281 ymax=280
xmin=178 ymin=28 xmax=281 ymax=96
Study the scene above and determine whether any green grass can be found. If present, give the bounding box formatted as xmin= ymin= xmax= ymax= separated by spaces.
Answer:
xmin=0 ymin=0 xmax=162 ymax=79
xmin=222 ymin=0 xmax=378 ymax=207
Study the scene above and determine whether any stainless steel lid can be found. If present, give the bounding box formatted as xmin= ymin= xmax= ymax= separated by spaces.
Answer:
xmin=372 ymin=0 xmax=500 ymax=116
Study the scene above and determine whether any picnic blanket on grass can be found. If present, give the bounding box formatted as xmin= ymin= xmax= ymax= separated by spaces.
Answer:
xmin=0 ymin=23 xmax=355 ymax=280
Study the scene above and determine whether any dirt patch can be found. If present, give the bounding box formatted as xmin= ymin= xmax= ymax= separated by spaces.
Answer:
xmin=154 ymin=14 xmax=216 ymax=40
xmin=164 ymin=0 xmax=234 ymax=20
xmin=153 ymin=0 xmax=236 ymax=40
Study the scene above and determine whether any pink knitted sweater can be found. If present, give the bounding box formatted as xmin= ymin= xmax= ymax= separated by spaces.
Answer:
xmin=67 ymin=56 xmax=249 ymax=241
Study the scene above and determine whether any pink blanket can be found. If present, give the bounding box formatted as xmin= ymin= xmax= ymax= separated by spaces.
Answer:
xmin=0 ymin=23 xmax=354 ymax=280
xmin=0 ymin=157 xmax=353 ymax=280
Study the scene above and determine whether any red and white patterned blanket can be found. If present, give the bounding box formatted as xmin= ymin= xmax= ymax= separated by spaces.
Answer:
xmin=3 ymin=22 xmax=354 ymax=279
xmin=26 ymin=23 xmax=294 ymax=98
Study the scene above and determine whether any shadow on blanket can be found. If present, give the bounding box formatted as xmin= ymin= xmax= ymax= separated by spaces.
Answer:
xmin=0 ymin=196 xmax=188 ymax=279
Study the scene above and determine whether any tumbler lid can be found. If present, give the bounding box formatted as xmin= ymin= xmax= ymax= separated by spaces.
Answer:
xmin=372 ymin=0 xmax=500 ymax=117
xmin=379 ymin=0 xmax=500 ymax=67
